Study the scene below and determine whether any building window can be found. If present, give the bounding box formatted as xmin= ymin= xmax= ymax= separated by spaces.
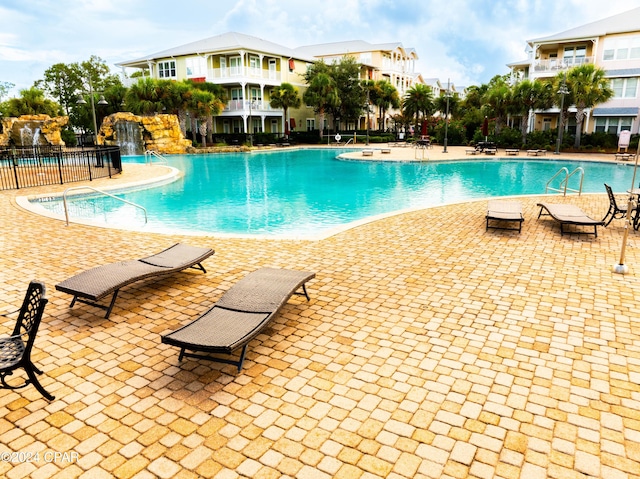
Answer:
xmin=611 ymin=78 xmax=638 ymax=98
xmin=542 ymin=118 xmax=551 ymax=131
xmin=158 ymin=60 xmax=176 ymax=79
xmin=595 ymin=117 xmax=634 ymax=134
xmin=231 ymin=88 xmax=243 ymax=101
xmin=603 ymin=36 xmax=640 ymax=61
xmin=186 ymin=57 xmax=207 ymax=78
xmin=249 ymin=55 xmax=260 ymax=73
xmin=563 ymin=46 xmax=586 ymax=66
xmin=306 ymin=118 xmax=315 ymax=131
xmin=229 ymin=56 xmax=242 ymax=75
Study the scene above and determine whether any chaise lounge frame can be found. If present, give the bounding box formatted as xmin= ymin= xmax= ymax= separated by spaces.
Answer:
xmin=56 ymin=243 xmax=214 ymax=318
xmin=161 ymin=268 xmax=315 ymax=372
xmin=486 ymin=200 xmax=524 ymax=233
xmin=537 ymin=202 xmax=604 ymax=237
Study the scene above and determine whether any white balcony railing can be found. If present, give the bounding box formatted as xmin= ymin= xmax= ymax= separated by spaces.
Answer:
xmin=532 ymin=56 xmax=594 ymax=73
xmin=208 ymin=68 xmax=281 ymax=83
xmin=223 ymin=100 xmax=282 ymax=113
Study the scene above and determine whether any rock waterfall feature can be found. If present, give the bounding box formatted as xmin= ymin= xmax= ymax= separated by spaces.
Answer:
xmin=98 ymin=112 xmax=192 ymax=155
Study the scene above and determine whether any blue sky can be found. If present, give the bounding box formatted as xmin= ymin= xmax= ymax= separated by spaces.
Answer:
xmin=2 ymin=0 xmax=640 ymax=98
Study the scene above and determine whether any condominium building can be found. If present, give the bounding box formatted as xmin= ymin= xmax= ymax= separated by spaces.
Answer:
xmin=508 ymin=7 xmax=640 ymax=136
xmin=116 ymin=33 xmax=427 ymax=135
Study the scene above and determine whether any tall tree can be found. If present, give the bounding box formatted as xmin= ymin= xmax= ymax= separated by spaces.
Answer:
xmin=303 ymin=63 xmax=340 ymax=138
xmin=35 ymin=63 xmax=82 ymax=115
xmin=270 ymin=82 xmax=301 ymax=138
xmin=510 ymin=79 xmax=552 ymax=144
xmin=331 ymin=56 xmax=366 ymax=127
xmin=375 ymin=80 xmax=400 ymax=131
xmin=566 ymin=64 xmax=614 ymax=148
xmin=125 ymin=77 xmax=164 ymax=115
xmin=483 ymin=75 xmax=513 ymax=135
xmin=187 ymin=89 xmax=221 ymax=148
xmin=402 ymin=84 xmax=434 ymax=131
xmin=4 ymin=87 xmax=61 ymax=117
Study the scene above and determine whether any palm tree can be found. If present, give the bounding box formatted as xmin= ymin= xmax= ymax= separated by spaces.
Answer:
xmin=187 ymin=89 xmax=222 ymax=148
xmin=402 ymin=84 xmax=434 ymax=133
xmin=483 ymin=77 xmax=512 ymax=135
xmin=303 ymin=72 xmax=340 ymax=138
xmin=4 ymin=87 xmax=60 ymax=117
xmin=566 ymin=64 xmax=614 ymax=148
xmin=510 ymin=79 xmax=553 ymax=144
xmin=368 ymin=80 xmax=400 ymax=131
xmin=125 ymin=78 xmax=163 ymax=115
xmin=270 ymin=83 xmax=301 ymax=139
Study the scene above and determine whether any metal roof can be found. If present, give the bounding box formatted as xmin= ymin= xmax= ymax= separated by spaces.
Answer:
xmin=116 ymin=32 xmax=315 ymax=68
xmin=528 ymin=7 xmax=640 ymax=45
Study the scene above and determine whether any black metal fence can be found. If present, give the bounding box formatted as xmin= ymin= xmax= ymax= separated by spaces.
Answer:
xmin=0 ymin=146 xmax=122 ymax=190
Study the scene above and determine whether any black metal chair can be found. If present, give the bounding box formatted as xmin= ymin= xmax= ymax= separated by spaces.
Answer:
xmin=0 ymin=281 xmax=54 ymax=400
xmin=602 ymin=183 xmax=628 ymax=226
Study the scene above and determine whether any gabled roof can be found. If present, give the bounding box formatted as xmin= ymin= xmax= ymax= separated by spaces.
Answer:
xmin=117 ymin=32 xmax=314 ymax=68
xmin=294 ymin=40 xmax=419 ymax=60
xmin=528 ymin=7 xmax=640 ymax=45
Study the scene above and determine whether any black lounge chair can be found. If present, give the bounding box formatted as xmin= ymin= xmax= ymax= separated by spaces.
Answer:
xmin=602 ymin=183 xmax=628 ymax=226
xmin=486 ymin=200 xmax=524 ymax=232
xmin=537 ymin=202 xmax=604 ymax=236
xmin=0 ymin=281 xmax=54 ymax=400
xmin=162 ymin=268 xmax=315 ymax=372
xmin=56 ymin=243 xmax=214 ymax=318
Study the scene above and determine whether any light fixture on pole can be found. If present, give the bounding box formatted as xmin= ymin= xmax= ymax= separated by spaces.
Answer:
xmin=248 ymin=98 xmax=255 ymax=147
xmin=554 ymin=75 xmax=569 ymax=155
xmin=76 ymin=76 xmax=108 ymax=146
xmin=443 ymin=78 xmax=451 ymax=153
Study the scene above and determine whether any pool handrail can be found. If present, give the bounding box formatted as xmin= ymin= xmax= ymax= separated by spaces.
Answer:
xmin=62 ymin=186 xmax=148 ymax=226
xmin=545 ymin=167 xmax=584 ymax=196
xmin=145 ymin=150 xmax=168 ymax=165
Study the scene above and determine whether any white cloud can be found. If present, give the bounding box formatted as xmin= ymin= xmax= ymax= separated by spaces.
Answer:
xmin=2 ymin=0 xmax=640 ymax=97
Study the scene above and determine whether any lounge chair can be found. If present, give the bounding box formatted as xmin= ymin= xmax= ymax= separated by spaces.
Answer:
xmin=161 ymin=268 xmax=315 ymax=372
xmin=537 ymin=202 xmax=604 ymax=236
xmin=602 ymin=183 xmax=628 ymax=226
xmin=486 ymin=200 xmax=524 ymax=232
xmin=0 ymin=281 xmax=54 ymax=400
xmin=56 ymin=243 xmax=214 ymax=318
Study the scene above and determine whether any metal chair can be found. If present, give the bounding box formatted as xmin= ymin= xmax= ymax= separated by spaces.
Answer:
xmin=602 ymin=183 xmax=628 ymax=227
xmin=0 ymin=281 xmax=54 ymax=400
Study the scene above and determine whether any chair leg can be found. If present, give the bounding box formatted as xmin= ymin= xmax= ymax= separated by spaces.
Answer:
xmin=25 ymin=364 xmax=55 ymax=401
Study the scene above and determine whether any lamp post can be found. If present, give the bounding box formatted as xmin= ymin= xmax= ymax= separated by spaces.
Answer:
xmin=76 ymin=76 xmax=108 ymax=146
xmin=443 ymin=78 xmax=451 ymax=153
xmin=366 ymin=89 xmax=370 ymax=146
xmin=554 ymin=76 xmax=569 ymax=155
xmin=248 ymin=99 xmax=254 ymax=147
xmin=613 ymin=138 xmax=640 ymax=274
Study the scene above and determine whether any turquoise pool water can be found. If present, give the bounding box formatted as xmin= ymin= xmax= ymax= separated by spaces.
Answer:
xmin=32 ymin=149 xmax=636 ymax=238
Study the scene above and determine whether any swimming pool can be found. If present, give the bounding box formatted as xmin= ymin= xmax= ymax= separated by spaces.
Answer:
xmin=30 ymin=149 xmax=636 ymax=239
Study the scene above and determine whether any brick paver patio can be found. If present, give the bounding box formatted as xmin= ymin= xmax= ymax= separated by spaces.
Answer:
xmin=0 ymin=146 xmax=639 ymax=478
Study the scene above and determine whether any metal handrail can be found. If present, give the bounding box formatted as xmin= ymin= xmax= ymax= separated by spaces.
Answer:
xmin=563 ymin=167 xmax=584 ymax=195
xmin=144 ymin=150 xmax=168 ymax=165
xmin=545 ymin=167 xmax=584 ymax=196
xmin=545 ymin=167 xmax=569 ymax=194
xmin=62 ymin=186 xmax=147 ymax=226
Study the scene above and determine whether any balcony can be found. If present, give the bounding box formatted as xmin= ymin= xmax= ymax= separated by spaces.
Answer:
xmin=207 ymin=67 xmax=282 ymax=85
xmin=532 ymin=56 xmax=594 ymax=74
xmin=222 ymin=100 xmax=282 ymax=114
